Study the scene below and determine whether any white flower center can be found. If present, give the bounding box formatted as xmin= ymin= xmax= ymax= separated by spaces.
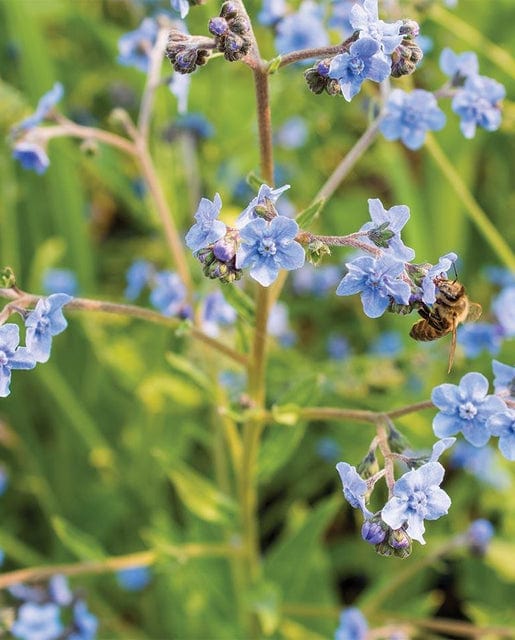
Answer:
xmin=408 ymin=490 xmax=428 ymax=515
xmin=258 ymin=237 xmax=277 ymax=256
xmin=459 ymin=401 xmax=477 ymax=420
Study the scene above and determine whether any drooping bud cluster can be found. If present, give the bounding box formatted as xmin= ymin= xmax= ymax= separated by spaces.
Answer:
xmin=304 ymin=59 xmax=343 ymax=96
xmin=197 ymin=230 xmax=243 ymax=284
xmin=209 ymin=2 xmax=252 ymax=62
xmin=166 ymin=29 xmax=212 ymax=74
xmin=390 ymin=20 xmax=423 ymax=78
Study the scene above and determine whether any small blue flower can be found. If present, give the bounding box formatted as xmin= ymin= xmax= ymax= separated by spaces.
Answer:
xmin=42 ymin=269 xmax=78 ymax=297
xmin=185 ymin=193 xmax=226 ymax=252
xmin=359 ymin=198 xmax=415 ymax=261
xmin=431 ymin=372 xmax=507 ymax=447
xmin=12 ymin=141 xmax=50 ymax=174
xmin=236 ymin=183 xmax=290 ymax=228
xmin=329 ymin=37 xmax=391 ymax=102
xmin=466 ymin=519 xmax=494 ymax=554
xmin=69 ymin=600 xmax=98 ymax=640
xmin=170 ymin=0 xmax=189 ymax=19
xmin=236 ymin=216 xmax=305 ymax=287
xmin=12 ymin=83 xmax=64 ymax=134
xmin=452 ymin=75 xmax=505 ymax=139
xmin=149 ymin=271 xmax=187 ymax=317
xmin=116 ymin=566 xmax=151 ymax=591
xmin=487 ymin=408 xmax=515 ymax=461
xmin=369 ymin=330 xmax=403 ymax=357
xmin=492 ymin=359 xmax=515 ymax=399
xmin=0 ymin=324 xmax=37 ymax=397
xmin=276 ymin=117 xmax=308 ymax=149
xmin=202 ymin=291 xmax=237 ymax=337
xmin=275 ymin=1 xmax=329 ymax=57
xmin=327 ymin=333 xmax=350 ymax=360
xmin=292 ymin=263 xmax=341 ymax=297
xmin=420 ymin=252 xmax=458 ymax=304
xmin=335 ymin=462 xmax=373 ymax=518
xmin=267 ymin=302 xmax=296 ymax=346
xmin=329 ymin=0 xmax=355 ymax=38
xmin=457 ymin=323 xmax=502 ymax=358
xmin=175 ymin=113 xmax=214 ymax=139
xmin=25 ymin=294 xmax=72 ymax=363
xmin=361 ymin=520 xmax=386 ymax=545
xmin=316 ymin=437 xmax=340 ymax=462
xmin=334 ymin=607 xmax=368 ymax=640
xmin=439 ymin=48 xmax=478 ymax=83
xmin=381 ymin=461 xmax=451 ymax=544
xmin=48 ymin=575 xmax=72 ymax=607
xmin=380 ymin=89 xmax=446 ymax=150
xmin=11 ymin=602 xmax=63 ymax=640
xmin=118 ymin=18 xmax=158 ymax=73
xmin=168 ymin=72 xmax=190 ymax=115
xmin=124 ymin=260 xmax=154 ymax=301
xmin=350 ymin=0 xmax=403 ymax=54
xmin=492 ymin=286 xmax=515 ymax=337
xmin=451 ymin=441 xmax=510 ymax=489
xmin=258 ymin=0 xmax=287 ymax=26
xmin=483 ymin=266 xmax=515 ymax=288
xmin=336 ymin=255 xmax=411 ymax=319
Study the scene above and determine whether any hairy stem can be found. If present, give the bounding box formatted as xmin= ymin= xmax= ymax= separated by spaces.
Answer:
xmin=138 ymin=27 xmax=169 ymax=141
xmin=277 ymin=35 xmax=357 ymax=69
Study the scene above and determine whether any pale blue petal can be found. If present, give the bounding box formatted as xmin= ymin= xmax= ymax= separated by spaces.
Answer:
xmin=405 ymin=513 xmax=426 ymax=544
xmin=425 ymin=486 xmax=452 ymax=519
xmin=361 ymin=288 xmax=389 ymax=318
xmin=433 ymin=412 xmax=460 ymax=438
xmin=381 ymin=496 xmax=407 ymax=529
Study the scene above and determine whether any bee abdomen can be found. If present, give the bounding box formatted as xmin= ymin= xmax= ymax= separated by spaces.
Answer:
xmin=410 ymin=319 xmax=441 ymax=341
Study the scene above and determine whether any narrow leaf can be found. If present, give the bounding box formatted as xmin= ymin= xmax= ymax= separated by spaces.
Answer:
xmin=296 ymin=198 xmax=326 ymax=229
xmin=51 ymin=516 xmax=106 ymax=561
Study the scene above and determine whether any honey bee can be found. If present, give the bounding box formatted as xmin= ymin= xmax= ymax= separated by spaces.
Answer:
xmin=410 ymin=278 xmax=482 ymax=373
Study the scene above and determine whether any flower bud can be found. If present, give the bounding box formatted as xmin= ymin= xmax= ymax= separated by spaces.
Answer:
xmin=208 ymin=17 xmax=229 ymax=37
xmin=399 ymin=19 xmax=420 ymax=38
xmin=367 ymin=222 xmax=395 ymax=249
xmin=362 ymin=519 xmax=387 ymax=545
xmin=391 ymin=36 xmax=423 ymax=78
xmin=387 ymin=424 xmax=411 ymax=455
xmin=305 ymin=59 xmax=341 ymax=96
xmin=0 ymin=266 xmax=16 ymax=289
xmin=375 ymin=527 xmax=412 ymax=558
xmin=306 ymin=240 xmax=331 ymax=266
xmin=213 ymin=231 xmax=238 ymax=262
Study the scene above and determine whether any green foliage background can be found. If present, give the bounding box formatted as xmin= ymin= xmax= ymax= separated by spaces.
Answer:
xmin=0 ymin=0 xmax=514 ymax=638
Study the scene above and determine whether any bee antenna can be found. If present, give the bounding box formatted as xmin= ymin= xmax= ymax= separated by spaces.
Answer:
xmin=451 ymin=262 xmax=458 ymax=283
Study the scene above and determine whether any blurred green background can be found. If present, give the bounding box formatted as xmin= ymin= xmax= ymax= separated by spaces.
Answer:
xmin=0 ymin=0 xmax=514 ymax=638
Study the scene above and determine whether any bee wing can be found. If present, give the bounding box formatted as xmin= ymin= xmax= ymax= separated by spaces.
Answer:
xmin=466 ymin=303 xmax=482 ymax=322
xmin=447 ymin=322 xmax=457 ymax=374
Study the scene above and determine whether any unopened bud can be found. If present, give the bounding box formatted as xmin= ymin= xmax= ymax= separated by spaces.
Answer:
xmin=367 ymin=222 xmax=395 ymax=248
xmin=362 ymin=519 xmax=387 ymax=545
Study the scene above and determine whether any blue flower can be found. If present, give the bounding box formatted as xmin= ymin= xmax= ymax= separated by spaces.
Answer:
xmin=69 ymin=600 xmax=98 ymax=640
xmin=202 ymin=291 xmax=237 ymax=337
xmin=361 ymin=519 xmax=387 ymax=545
xmin=275 ymin=1 xmax=329 ymax=57
xmin=483 ymin=266 xmax=515 ymax=288
xmin=452 ymin=75 xmax=505 ymax=139
xmin=25 ymin=294 xmax=72 ymax=363
xmin=439 ymin=48 xmax=478 ymax=83
xmin=466 ymin=519 xmax=494 ymax=554
xmin=12 ymin=141 xmax=50 ymax=174
xmin=336 ymin=255 xmax=411 ymax=319
xmin=236 ymin=183 xmax=290 ymax=228
xmin=420 ymin=252 xmax=458 ymax=304
xmin=42 ymin=269 xmax=78 ymax=297
xmin=118 ymin=18 xmax=158 ymax=73
xmin=487 ymin=408 xmax=515 ymax=461
xmin=11 ymin=602 xmax=63 ymax=640
xmin=329 ymin=37 xmax=391 ymax=102
xmin=381 ymin=461 xmax=451 ymax=544
xmin=492 ymin=359 xmax=514 ymax=399
xmin=124 ymin=260 xmax=153 ymax=301
xmin=48 ymin=575 xmax=72 ymax=607
xmin=334 ymin=607 xmax=368 ymax=640
xmin=174 ymin=113 xmax=214 ymax=139
xmin=492 ymin=286 xmax=515 ymax=337
xmin=359 ymin=198 xmax=415 ymax=261
xmin=0 ymin=324 xmax=37 ymax=397
xmin=451 ymin=441 xmax=510 ymax=489
xmin=457 ymin=323 xmax=502 ymax=358
xmin=431 ymin=372 xmax=507 ymax=447
xmin=149 ymin=271 xmax=188 ymax=317
xmin=276 ymin=117 xmax=308 ymax=149
xmin=350 ymin=0 xmax=403 ymax=54
xmin=327 ymin=333 xmax=350 ymax=360
xmin=369 ymin=330 xmax=403 ymax=357
xmin=170 ymin=0 xmax=189 ymax=19
xmin=316 ymin=437 xmax=340 ymax=462
xmin=292 ymin=263 xmax=341 ymax=296
xmin=329 ymin=0 xmax=355 ymax=38
xmin=258 ymin=0 xmax=287 ymax=26
xmin=236 ymin=216 xmax=305 ymax=287
xmin=185 ymin=193 xmax=226 ymax=252
xmin=116 ymin=566 xmax=151 ymax=591
xmin=335 ymin=462 xmax=373 ymax=518
xmin=168 ymin=72 xmax=190 ymax=115
xmin=12 ymin=83 xmax=64 ymax=134
xmin=380 ymin=89 xmax=446 ymax=150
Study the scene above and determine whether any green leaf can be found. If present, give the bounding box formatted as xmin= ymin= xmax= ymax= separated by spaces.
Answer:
xmin=296 ymin=198 xmax=325 ymax=229
xmin=267 ymin=56 xmax=283 ymax=75
xmin=28 ymin=236 xmax=67 ymax=293
xmin=247 ymin=581 xmax=281 ymax=636
xmin=246 ymin=171 xmax=265 ymax=192
xmin=220 ymin=284 xmax=255 ymax=324
xmin=271 ymin=403 xmax=300 ymax=426
xmin=165 ymin=351 xmax=213 ymax=394
xmin=167 ymin=462 xmax=237 ymax=525
xmin=51 ymin=516 xmax=106 ymax=561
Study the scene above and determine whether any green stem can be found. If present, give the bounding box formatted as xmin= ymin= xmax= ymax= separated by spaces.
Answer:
xmin=424 ymin=134 xmax=515 ymax=270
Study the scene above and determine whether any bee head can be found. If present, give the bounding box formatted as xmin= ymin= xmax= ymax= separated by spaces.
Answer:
xmin=436 ymin=278 xmax=464 ymax=301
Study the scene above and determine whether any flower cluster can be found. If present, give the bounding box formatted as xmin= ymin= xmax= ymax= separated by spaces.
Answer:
xmin=185 ymin=186 xmax=305 ymax=287
xmin=0 ymin=293 xmax=71 ymax=398
xmin=208 ymin=2 xmax=253 ymax=62
xmin=304 ymin=0 xmax=422 ymax=99
xmin=432 ymin=368 xmax=513 ymax=460
xmin=10 ymin=574 xmax=97 ymax=640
